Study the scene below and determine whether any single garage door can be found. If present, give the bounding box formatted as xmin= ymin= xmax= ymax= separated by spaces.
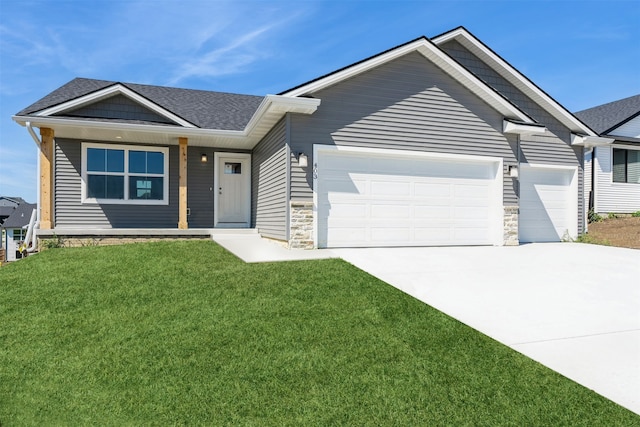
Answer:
xmin=316 ymin=147 xmax=502 ymax=248
xmin=519 ymin=164 xmax=577 ymax=243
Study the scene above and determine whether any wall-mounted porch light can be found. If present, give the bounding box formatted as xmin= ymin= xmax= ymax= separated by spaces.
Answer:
xmin=201 ymin=153 xmax=208 ymax=163
xmin=298 ymin=152 xmax=308 ymax=168
xmin=509 ymin=165 xmax=519 ymax=178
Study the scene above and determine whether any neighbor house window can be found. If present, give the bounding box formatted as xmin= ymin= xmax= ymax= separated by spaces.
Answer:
xmin=612 ymin=148 xmax=640 ymax=184
xmin=82 ymin=143 xmax=169 ymax=204
xmin=12 ymin=229 xmax=26 ymax=241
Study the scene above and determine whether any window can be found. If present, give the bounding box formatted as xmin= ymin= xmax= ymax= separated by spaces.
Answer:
xmin=612 ymin=148 xmax=640 ymax=184
xmin=12 ymin=229 xmax=26 ymax=241
xmin=82 ymin=143 xmax=169 ymax=204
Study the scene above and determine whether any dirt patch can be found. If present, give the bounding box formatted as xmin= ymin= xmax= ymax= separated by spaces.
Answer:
xmin=587 ymin=217 xmax=640 ymax=249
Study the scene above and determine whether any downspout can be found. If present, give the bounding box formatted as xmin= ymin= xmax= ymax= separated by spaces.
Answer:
xmin=25 ymin=122 xmax=41 ymax=252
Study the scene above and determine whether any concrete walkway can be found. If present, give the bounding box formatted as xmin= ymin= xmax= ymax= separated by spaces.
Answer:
xmin=333 ymin=243 xmax=640 ymax=415
xmin=211 ymin=231 xmax=336 ymax=263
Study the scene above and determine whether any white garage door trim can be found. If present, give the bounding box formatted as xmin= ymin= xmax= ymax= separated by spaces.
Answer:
xmin=519 ymin=163 xmax=578 ymax=243
xmin=313 ymin=145 xmax=504 ymax=248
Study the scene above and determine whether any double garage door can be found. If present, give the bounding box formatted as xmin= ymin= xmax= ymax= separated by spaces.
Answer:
xmin=316 ymin=148 xmax=503 ymax=248
xmin=315 ymin=148 xmax=578 ymax=248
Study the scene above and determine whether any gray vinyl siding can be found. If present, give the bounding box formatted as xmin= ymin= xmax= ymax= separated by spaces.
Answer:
xmin=62 ymin=94 xmax=174 ymax=124
xmin=439 ymin=40 xmax=584 ymax=232
xmin=289 ymin=51 xmax=518 ymax=205
xmin=54 ymin=138 xmax=178 ymax=228
xmin=187 ymin=149 xmax=214 ymax=228
xmin=251 ymin=118 xmax=288 ymax=240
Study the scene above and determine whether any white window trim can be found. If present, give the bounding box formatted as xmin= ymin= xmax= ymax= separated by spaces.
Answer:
xmin=611 ymin=145 xmax=640 ymax=185
xmin=81 ymin=142 xmax=169 ymax=205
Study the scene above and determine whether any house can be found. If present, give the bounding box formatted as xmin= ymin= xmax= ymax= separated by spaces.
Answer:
xmin=1 ymin=202 xmax=36 ymax=261
xmin=12 ymin=27 xmax=604 ymax=249
xmin=0 ymin=196 xmax=27 ymax=226
xmin=575 ymin=95 xmax=640 ymax=215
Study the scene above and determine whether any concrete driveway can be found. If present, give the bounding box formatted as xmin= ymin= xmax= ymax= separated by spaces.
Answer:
xmin=333 ymin=243 xmax=640 ymax=414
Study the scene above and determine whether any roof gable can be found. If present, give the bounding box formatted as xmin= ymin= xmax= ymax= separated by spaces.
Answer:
xmin=279 ymin=36 xmax=535 ymax=124
xmin=31 ymin=82 xmax=197 ymax=128
xmin=18 ymin=78 xmax=265 ymax=131
xmin=574 ymin=94 xmax=640 ymax=135
xmin=0 ymin=196 xmax=26 ymax=207
xmin=432 ymin=27 xmax=597 ymax=136
xmin=60 ymin=94 xmax=177 ymax=125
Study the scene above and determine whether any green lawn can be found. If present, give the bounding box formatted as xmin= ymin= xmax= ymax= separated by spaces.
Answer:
xmin=0 ymin=241 xmax=636 ymax=425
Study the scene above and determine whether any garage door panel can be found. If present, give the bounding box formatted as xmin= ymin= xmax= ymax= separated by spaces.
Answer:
xmin=370 ymin=204 xmax=411 ymax=218
xmin=370 ymin=180 xmax=411 ymax=196
xmin=414 ymin=182 xmax=451 ymax=197
xmin=414 ymin=205 xmax=452 ymax=218
xmin=519 ymin=166 xmax=576 ymax=243
xmin=317 ymin=149 xmax=501 ymax=248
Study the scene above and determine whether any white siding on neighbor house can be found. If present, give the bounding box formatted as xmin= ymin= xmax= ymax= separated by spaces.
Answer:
xmin=610 ymin=115 xmax=640 ymax=138
xmin=593 ymin=145 xmax=640 ymax=213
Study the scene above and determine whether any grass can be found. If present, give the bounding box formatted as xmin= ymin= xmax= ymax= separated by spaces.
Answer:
xmin=1 ymin=241 xmax=637 ymax=425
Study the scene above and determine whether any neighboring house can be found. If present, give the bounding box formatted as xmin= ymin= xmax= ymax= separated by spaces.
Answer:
xmin=575 ymin=95 xmax=640 ymax=214
xmin=1 ymin=203 xmax=36 ymax=261
xmin=13 ymin=27 xmax=604 ymax=249
xmin=0 ymin=196 xmax=27 ymax=226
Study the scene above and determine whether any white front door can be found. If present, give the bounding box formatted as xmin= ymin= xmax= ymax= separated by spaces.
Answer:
xmin=214 ymin=153 xmax=251 ymax=227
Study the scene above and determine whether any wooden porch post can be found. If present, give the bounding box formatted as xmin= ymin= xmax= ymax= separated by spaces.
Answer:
xmin=39 ymin=127 xmax=54 ymax=229
xmin=178 ymin=137 xmax=188 ymax=229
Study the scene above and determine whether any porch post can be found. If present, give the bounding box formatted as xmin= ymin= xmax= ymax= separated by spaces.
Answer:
xmin=178 ymin=137 xmax=188 ymax=229
xmin=39 ymin=127 xmax=54 ymax=229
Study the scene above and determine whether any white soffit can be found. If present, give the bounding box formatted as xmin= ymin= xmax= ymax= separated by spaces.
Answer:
xmin=281 ymin=38 xmax=533 ymax=123
xmin=503 ymin=120 xmax=547 ymax=135
xmin=34 ymin=84 xmax=197 ymax=128
xmin=570 ymin=134 xmax=614 ymax=147
xmin=432 ymin=28 xmax=597 ymax=136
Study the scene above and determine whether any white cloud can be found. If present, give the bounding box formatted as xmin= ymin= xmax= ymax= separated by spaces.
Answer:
xmin=167 ymin=24 xmax=277 ymax=84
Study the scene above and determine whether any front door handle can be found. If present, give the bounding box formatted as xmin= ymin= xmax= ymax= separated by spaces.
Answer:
xmin=219 ymin=187 xmax=222 ymax=195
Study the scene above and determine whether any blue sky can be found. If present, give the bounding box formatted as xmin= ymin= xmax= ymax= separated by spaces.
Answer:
xmin=1 ymin=0 xmax=639 ymax=202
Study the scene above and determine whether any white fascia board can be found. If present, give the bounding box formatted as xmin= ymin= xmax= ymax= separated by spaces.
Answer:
xmin=34 ymin=84 xmax=197 ymax=128
xmin=432 ymin=28 xmax=597 ymax=136
xmin=13 ymin=115 xmax=245 ymax=139
xmin=503 ymin=120 xmax=547 ymax=135
xmin=570 ymin=134 xmax=614 ymax=147
xmin=281 ymin=38 xmax=533 ymax=123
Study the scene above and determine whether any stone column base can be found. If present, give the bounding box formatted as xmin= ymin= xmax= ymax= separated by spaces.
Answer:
xmin=289 ymin=201 xmax=314 ymax=249
xmin=504 ymin=206 xmax=519 ymax=246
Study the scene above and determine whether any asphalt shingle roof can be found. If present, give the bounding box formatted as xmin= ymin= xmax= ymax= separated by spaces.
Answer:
xmin=574 ymin=94 xmax=640 ymax=135
xmin=17 ymin=78 xmax=265 ymax=131
xmin=1 ymin=203 xmax=36 ymax=229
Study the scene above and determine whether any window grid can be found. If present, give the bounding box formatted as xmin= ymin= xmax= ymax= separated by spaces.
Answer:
xmin=82 ymin=143 xmax=169 ymax=205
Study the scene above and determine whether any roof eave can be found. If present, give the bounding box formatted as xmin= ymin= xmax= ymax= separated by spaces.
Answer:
xmin=12 ymin=96 xmax=320 ymax=149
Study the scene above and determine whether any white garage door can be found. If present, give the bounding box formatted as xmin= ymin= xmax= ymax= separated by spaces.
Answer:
xmin=519 ymin=164 xmax=577 ymax=243
xmin=315 ymin=147 xmax=502 ymax=248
